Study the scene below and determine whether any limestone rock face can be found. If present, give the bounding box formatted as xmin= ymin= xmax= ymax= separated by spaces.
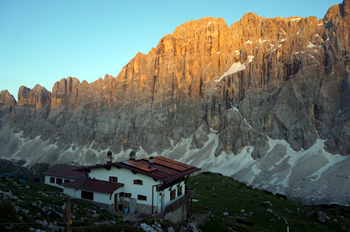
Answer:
xmin=110 ymin=17 xmax=233 ymax=108
xmin=18 ymin=85 xmax=51 ymax=114
xmin=0 ymin=90 xmax=15 ymax=107
xmin=0 ymin=90 xmax=16 ymax=123
xmin=0 ymin=1 xmax=350 ymax=161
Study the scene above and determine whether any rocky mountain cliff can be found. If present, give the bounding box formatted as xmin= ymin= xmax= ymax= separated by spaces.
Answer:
xmin=1 ymin=1 xmax=350 ymax=205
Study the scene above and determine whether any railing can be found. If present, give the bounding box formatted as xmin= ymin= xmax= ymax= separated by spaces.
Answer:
xmin=197 ymin=209 xmax=212 ymax=228
xmin=159 ymin=189 xmax=196 ymax=219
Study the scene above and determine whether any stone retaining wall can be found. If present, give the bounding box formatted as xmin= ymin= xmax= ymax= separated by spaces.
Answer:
xmin=164 ymin=204 xmax=187 ymax=224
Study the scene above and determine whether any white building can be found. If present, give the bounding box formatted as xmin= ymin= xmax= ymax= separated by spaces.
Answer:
xmin=42 ymin=165 xmax=87 ymax=188
xmin=45 ymin=155 xmax=200 ymax=222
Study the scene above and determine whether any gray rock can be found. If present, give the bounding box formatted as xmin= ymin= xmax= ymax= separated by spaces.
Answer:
xmin=317 ymin=211 xmax=330 ymax=222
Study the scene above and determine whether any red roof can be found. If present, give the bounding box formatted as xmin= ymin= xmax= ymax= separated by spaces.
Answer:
xmin=61 ymin=179 xmax=124 ymax=194
xmin=42 ymin=165 xmax=86 ymax=180
xmin=77 ymin=156 xmax=201 ymax=183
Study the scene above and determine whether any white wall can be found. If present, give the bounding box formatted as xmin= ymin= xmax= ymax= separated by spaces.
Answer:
xmin=64 ymin=187 xmax=76 ymax=197
xmin=44 ymin=175 xmax=76 ymax=189
xmin=90 ymin=166 xmax=161 ymax=207
xmin=88 ymin=166 xmax=188 ymax=212
xmin=158 ymin=181 xmax=185 ymax=211
xmin=63 ymin=187 xmax=119 ymax=205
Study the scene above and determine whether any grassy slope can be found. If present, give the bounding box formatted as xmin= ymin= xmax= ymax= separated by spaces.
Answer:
xmin=0 ymin=176 xmax=143 ymax=232
xmin=187 ymin=172 xmax=350 ymax=232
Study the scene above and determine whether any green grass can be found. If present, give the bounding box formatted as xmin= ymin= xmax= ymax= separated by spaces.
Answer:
xmin=0 ymin=176 xmax=143 ymax=232
xmin=187 ymin=172 xmax=350 ymax=232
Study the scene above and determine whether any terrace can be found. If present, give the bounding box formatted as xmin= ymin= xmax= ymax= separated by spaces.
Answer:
xmin=159 ymin=188 xmax=196 ymax=219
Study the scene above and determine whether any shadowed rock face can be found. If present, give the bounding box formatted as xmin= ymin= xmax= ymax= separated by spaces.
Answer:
xmin=0 ymin=1 xmax=350 ymax=161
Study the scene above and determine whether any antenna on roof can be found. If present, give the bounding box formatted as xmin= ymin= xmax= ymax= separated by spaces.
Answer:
xmin=107 ymin=151 xmax=112 ymax=164
xmin=129 ymin=151 xmax=136 ymax=160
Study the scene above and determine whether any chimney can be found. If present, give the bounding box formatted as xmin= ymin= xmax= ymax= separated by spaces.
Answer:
xmin=149 ymin=156 xmax=154 ymax=164
xmin=107 ymin=151 xmax=112 ymax=164
xmin=129 ymin=151 xmax=136 ymax=160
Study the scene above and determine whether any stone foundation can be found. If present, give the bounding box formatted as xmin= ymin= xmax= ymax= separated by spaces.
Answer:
xmin=117 ymin=201 xmax=157 ymax=215
xmin=164 ymin=204 xmax=187 ymax=224
xmin=136 ymin=203 xmax=158 ymax=215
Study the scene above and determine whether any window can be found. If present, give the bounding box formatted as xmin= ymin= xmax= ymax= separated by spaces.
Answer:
xmin=56 ymin=178 xmax=62 ymax=184
xmin=125 ymin=193 xmax=132 ymax=198
xmin=170 ymin=189 xmax=176 ymax=200
xmin=178 ymin=186 xmax=183 ymax=196
xmin=134 ymin=179 xmax=143 ymax=185
xmin=120 ymin=192 xmax=131 ymax=198
xmin=81 ymin=191 xmax=94 ymax=200
xmin=138 ymin=195 xmax=147 ymax=201
xmin=109 ymin=176 xmax=118 ymax=182
xmin=50 ymin=177 xmax=55 ymax=183
xmin=64 ymin=179 xmax=71 ymax=183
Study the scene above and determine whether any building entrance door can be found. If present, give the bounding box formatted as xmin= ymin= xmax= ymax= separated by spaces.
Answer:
xmin=114 ymin=193 xmax=118 ymax=210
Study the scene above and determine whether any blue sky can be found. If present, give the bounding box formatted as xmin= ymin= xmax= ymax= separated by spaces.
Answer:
xmin=0 ymin=0 xmax=341 ymax=100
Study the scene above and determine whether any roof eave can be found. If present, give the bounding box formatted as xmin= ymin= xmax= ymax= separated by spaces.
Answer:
xmin=43 ymin=173 xmax=86 ymax=180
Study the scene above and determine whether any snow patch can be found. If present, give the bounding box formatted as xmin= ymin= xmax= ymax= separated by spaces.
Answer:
xmin=307 ymin=42 xmax=316 ymax=48
xmin=210 ymin=146 xmax=257 ymax=177
xmin=228 ymin=106 xmax=239 ymax=113
xmin=247 ymin=163 xmax=262 ymax=185
xmin=279 ymin=38 xmax=287 ymax=42
xmin=306 ymin=144 xmax=347 ymax=181
xmin=245 ymin=40 xmax=252 ymax=44
xmin=251 ymin=138 xmax=349 ymax=194
xmin=243 ymin=118 xmax=252 ymax=128
xmin=42 ymin=143 xmax=58 ymax=152
xmin=215 ymin=56 xmax=254 ymax=82
xmin=308 ymin=54 xmax=316 ymax=59
xmin=258 ymin=38 xmax=269 ymax=44
xmin=135 ymin=146 xmax=147 ymax=158
xmin=291 ymin=18 xmax=301 ymax=22
xmin=247 ymin=55 xmax=254 ymax=63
